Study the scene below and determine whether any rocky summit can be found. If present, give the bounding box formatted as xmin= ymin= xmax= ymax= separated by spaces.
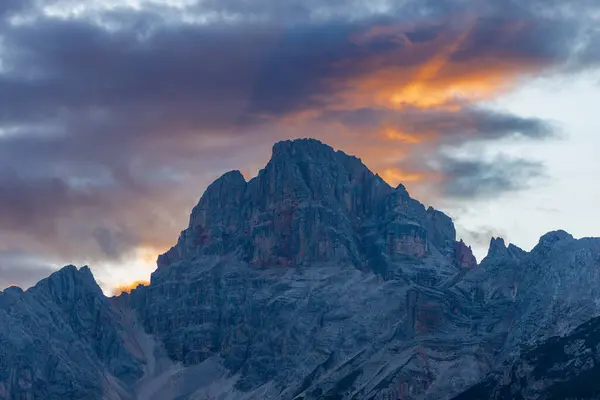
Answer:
xmin=1 ymin=138 xmax=600 ymax=399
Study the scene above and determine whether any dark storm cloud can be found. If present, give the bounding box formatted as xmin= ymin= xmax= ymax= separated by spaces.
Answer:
xmin=0 ymin=0 xmax=30 ymax=20
xmin=435 ymin=156 xmax=546 ymax=199
xmin=322 ymin=107 xmax=555 ymax=142
xmin=0 ymin=172 xmax=100 ymax=233
xmin=0 ymin=171 xmax=161 ymax=262
xmin=0 ymin=0 xmax=598 ymax=288
xmin=0 ymin=134 xmax=264 ymax=264
xmin=0 ymin=18 xmax=282 ymax=129
xmin=92 ymin=227 xmax=140 ymax=261
xmin=1 ymin=1 xmax=597 ymax=127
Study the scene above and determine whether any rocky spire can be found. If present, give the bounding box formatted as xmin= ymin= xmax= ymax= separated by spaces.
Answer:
xmin=454 ymin=239 xmax=477 ymax=269
xmin=487 ymin=237 xmax=507 ymax=258
xmin=485 ymin=237 xmax=526 ymax=260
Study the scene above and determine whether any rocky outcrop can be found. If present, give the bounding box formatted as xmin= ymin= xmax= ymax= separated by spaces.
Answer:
xmin=454 ymin=239 xmax=477 ymax=269
xmin=387 ymin=221 xmax=428 ymax=258
xmin=0 ymin=266 xmax=143 ymax=399
xmin=452 ymin=314 xmax=600 ymax=400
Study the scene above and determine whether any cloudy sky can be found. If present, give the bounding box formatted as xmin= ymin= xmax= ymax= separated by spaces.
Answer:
xmin=1 ymin=0 xmax=599 ymax=294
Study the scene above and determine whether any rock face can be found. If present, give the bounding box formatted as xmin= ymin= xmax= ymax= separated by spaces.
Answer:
xmin=454 ymin=240 xmax=477 ymax=269
xmin=158 ymin=139 xmax=456 ymax=272
xmin=0 ymin=266 xmax=143 ymax=399
xmin=2 ymin=138 xmax=600 ymax=399
xmin=452 ymin=314 xmax=600 ymax=400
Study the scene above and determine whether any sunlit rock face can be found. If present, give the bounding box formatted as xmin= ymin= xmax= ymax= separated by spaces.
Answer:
xmin=3 ymin=139 xmax=600 ymax=400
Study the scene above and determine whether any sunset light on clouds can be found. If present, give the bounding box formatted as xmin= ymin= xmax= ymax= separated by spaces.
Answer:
xmin=0 ymin=0 xmax=599 ymax=293
xmin=113 ymin=280 xmax=150 ymax=296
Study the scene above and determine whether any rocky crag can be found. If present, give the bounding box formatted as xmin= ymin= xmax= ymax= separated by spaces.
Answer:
xmin=1 ymin=138 xmax=599 ymax=399
xmin=452 ymin=313 xmax=600 ymax=400
xmin=0 ymin=266 xmax=142 ymax=399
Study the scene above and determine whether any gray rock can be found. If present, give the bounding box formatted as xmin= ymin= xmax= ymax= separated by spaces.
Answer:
xmin=452 ymin=312 xmax=600 ymax=399
xmin=0 ymin=266 xmax=143 ymax=399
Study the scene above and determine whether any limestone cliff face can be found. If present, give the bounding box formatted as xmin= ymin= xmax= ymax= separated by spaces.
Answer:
xmin=158 ymin=139 xmax=456 ymax=272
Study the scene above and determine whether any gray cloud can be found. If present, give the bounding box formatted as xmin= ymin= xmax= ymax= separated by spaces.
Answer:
xmin=0 ymin=0 xmax=29 ymax=20
xmin=435 ymin=156 xmax=546 ymax=199
xmin=458 ymin=226 xmax=510 ymax=248
xmin=322 ymin=107 xmax=556 ymax=142
xmin=0 ymin=251 xmax=57 ymax=290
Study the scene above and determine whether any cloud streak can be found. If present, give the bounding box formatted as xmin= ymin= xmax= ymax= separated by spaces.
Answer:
xmin=0 ymin=251 xmax=57 ymax=291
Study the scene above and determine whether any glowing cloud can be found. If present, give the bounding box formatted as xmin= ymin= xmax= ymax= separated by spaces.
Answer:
xmin=334 ymin=17 xmax=553 ymax=114
xmin=113 ymin=280 xmax=149 ymax=296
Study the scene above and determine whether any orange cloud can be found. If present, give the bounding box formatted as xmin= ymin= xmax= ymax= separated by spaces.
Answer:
xmin=333 ymin=18 xmax=550 ymax=113
xmin=384 ymin=128 xmax=423 ymax=143
xmin=379 ymin=167 xmax=444 ymax=187
xmin=113 ymin=280 xmax=149 ymax=296
xmin=380 ymin=168 xmax=425 ymax=186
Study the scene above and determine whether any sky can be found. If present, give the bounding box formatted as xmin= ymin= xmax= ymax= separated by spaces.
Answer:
xmin=0 ymin=0 xmax=599 ymax=294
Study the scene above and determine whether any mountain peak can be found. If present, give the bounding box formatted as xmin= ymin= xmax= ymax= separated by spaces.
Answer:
xmin=539 ymin=229 xmax=573 ymax=242
xmin=32 ymin=264 xmax=104 ymax=303
xmin=455 ymin=239 xmax=477 ymax=268
xmin=395 ymin=183 xmax=409 ymax=193
xmin=487 ymin=237 xmax=507 ymax=257
xmin=484 ymin=237 xmax=526 ymax=261
xmin=218 ymin=169 xmax=247 ymax=183
xmin=272 ymin=138 xmax=330 ymax=156
xmin=52 ymin=264 xmax=95 ymax=280
xmin=270 ymin=138 xmax=367 ymax=172
xmin=161 ymin=138 xmax=461 ymax=271
xmin=533 ymin=229 xmax=574 ymax=255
